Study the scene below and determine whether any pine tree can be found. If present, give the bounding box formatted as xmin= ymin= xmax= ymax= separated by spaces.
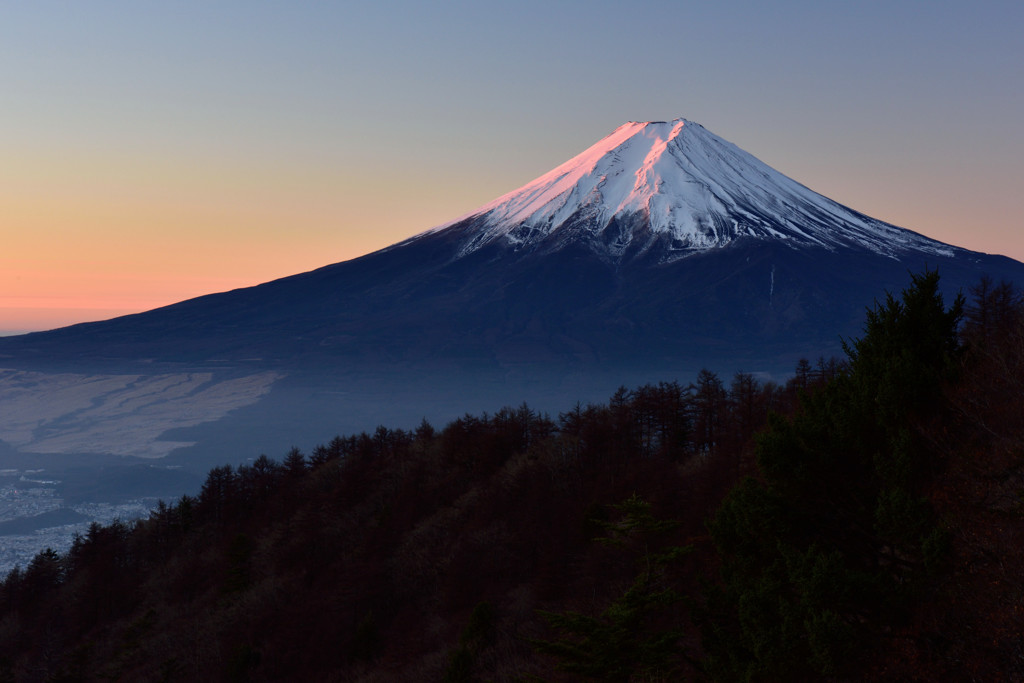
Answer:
xmin=704 ymin=270 xmax=963 ymax=680
xmin=533 ymin=494 xmax=692 ymax=681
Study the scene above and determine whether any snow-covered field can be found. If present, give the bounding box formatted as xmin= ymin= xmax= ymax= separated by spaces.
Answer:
xmin=0 ymin=368 xmax=281 ymax=458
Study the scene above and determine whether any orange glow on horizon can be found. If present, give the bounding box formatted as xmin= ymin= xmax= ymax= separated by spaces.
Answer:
xmin=0 ymin=274 xmax=257 ymax=334
xmin=0 ymin=307 xmax=144 ymax=335
xmin=4 ymin=130 xmax=1022 ymax=336
xmin=0 ymin=144 xmax=510 ymax=334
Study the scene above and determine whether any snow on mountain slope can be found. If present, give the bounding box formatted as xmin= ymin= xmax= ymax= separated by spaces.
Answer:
xmin=417 ymin=119 xmax=956 ymax=262
xmin=0 ymin=369 xmax=281 ymax=458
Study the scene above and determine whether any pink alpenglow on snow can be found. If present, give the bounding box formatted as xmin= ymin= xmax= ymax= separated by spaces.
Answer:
xmin=419 ymin=119 xmax=955 ymax=263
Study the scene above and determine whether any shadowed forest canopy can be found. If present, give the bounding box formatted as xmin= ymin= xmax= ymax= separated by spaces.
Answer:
xmin=1 ymin=270 xmax=1023 ymax=681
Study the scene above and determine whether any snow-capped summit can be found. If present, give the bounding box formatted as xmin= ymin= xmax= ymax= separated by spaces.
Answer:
xmin=3 ymin=116 xmax=1024 ymax=465
xmin=421 ymin=118 xmax=954 ymax=262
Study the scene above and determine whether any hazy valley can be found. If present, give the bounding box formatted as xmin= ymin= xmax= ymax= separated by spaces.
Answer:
xmin=3 ymin=119 xmax=1024 ymax=679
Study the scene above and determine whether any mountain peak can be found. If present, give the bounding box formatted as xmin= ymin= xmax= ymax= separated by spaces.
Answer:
xmin=418 ymin=119 xmax=955 ymax=263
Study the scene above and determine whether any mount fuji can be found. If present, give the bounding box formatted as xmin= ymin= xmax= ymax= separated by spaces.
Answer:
xmin=2 ymin=118 xmax=1023 ymax=466
xmin=418 ymin=119 xmax=954 ymax=261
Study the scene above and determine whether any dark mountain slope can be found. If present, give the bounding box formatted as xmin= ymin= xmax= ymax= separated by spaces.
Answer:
xmin=4 ymin=119 xmax=1021 ymax=374
xmin=1 ymin=229 xmax=1018 ymax=375
xmin=1 ymin=119 xmax=1023 ymax=465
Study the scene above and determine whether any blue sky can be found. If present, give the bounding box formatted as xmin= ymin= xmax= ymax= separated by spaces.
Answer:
xmin=2 ymin=0 xmax=1022 ymax=332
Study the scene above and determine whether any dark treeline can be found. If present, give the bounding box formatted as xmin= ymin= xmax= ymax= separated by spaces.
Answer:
xmin=1 ymin=270 xmax=1022 ymax=681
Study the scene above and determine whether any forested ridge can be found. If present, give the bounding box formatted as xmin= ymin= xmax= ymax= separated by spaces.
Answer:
xmin=1 ymin=271 xmax=1023 ymax=682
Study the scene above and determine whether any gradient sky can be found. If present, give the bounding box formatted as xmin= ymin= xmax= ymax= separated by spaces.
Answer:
xmin=3 ymin=0 xmax=1023 ymax=334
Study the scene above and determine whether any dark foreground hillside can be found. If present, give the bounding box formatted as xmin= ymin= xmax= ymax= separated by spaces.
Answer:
xmin=1 ymin=271 xmax=1022 ymax=681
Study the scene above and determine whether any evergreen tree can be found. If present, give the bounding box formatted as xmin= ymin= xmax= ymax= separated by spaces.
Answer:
xmin=704 ymin=270 xmax=963 ymax=680
xmin=534 ymin=494 xmax=692 ymax=681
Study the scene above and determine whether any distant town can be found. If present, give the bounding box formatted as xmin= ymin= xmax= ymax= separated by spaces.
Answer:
xmin=0 ymin=469 xmax=157 ymax=576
